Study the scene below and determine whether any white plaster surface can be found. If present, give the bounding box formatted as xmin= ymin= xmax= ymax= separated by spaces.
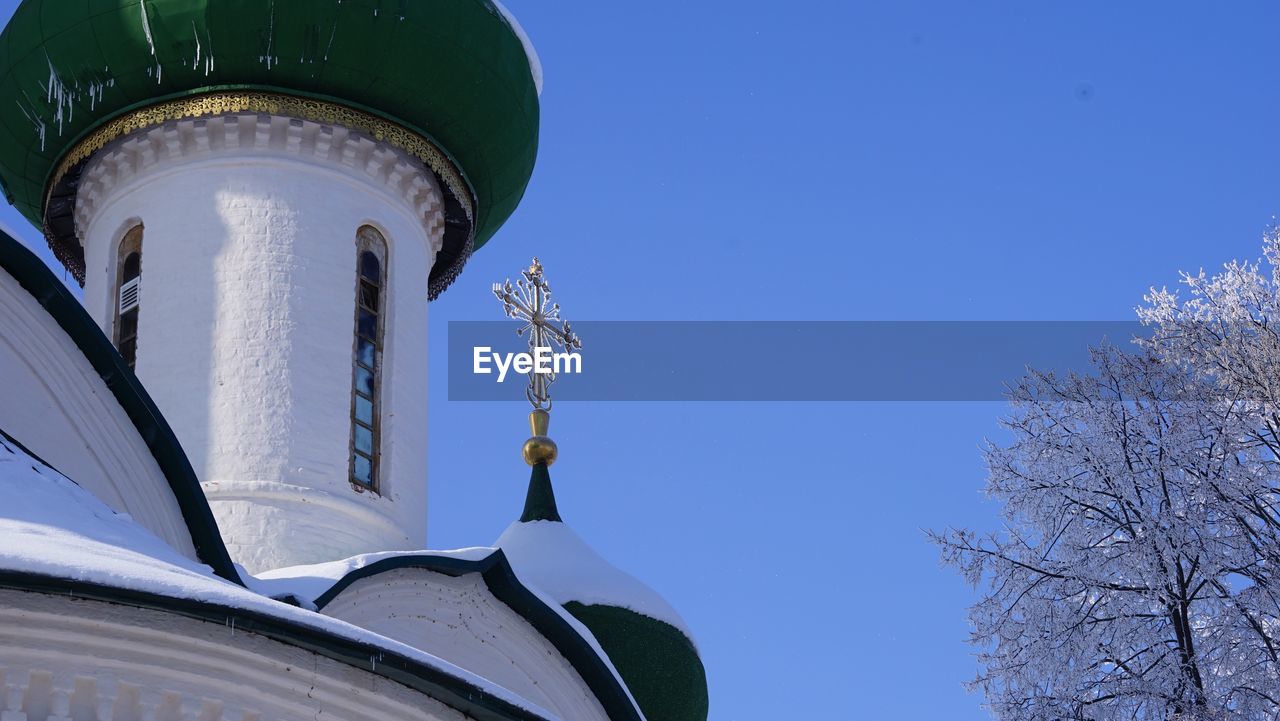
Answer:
xmin=320 ymin=569 xmax=610 ymax=721
xmin=76 ymin=115 xmax=444 ymax=573
xmin=255 ymin=550 xmax=646 ymax=718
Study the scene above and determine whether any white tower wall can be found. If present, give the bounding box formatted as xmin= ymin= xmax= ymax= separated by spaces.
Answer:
xmin=75 ymin=115 xmax=444 ymax=573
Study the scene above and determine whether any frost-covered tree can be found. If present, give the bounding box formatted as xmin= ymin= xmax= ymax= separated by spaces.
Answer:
xmin=1139 ymin=230 xmax=1280 ymax=422
xmin=933 ymin=235 xmax=1280 ymax=721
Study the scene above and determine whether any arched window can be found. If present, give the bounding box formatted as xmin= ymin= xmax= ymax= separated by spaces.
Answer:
xmin=113 ymin=225 xmax=144 ymax=370
xmin=350 ymin=226 xmax=387 ymax=492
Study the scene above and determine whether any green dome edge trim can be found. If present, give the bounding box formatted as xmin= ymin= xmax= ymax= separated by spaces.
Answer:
xmin=565 ymin=601 xmax=710 ymax=721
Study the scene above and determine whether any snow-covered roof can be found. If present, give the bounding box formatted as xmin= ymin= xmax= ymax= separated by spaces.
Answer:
xmin=497 ymin=520 xmax=697 ymax=644
xmin=255 ymin=548 xmax=648 ymax=721
xmin=0 ymin=432 xmax=555 ymax=721
xmin=252 ymin=547 xmax=497 ymax=605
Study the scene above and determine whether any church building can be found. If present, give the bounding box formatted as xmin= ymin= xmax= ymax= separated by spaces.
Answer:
xmin=0 ymin=2 xmax=707 ymax=719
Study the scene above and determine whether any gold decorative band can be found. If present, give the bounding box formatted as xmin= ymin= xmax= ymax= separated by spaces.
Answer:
xmin=46 ymin=91 xmax=474 ymax=223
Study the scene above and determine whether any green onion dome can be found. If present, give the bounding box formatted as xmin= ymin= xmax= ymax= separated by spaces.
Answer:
xmin=0 ymin=0 xmax=540 ymax=296
xmin=498 ymin=463 xmax=711 ymax=721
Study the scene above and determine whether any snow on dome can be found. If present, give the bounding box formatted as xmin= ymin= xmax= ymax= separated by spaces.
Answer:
xmin=497 ymin=520 xmax=696 ymax=645
xmin=491 ymin=0 xmax=544 ymax=96
xmin=0 ymin=434 xmax=554 ymax=719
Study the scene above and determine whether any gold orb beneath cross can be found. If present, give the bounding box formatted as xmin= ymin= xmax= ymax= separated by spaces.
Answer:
xmin=523 ymin=435 xmax=558 ymax=466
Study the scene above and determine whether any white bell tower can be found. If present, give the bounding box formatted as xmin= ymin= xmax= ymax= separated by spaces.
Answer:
xmin=74 ymin=112 xmax=444 ymax=574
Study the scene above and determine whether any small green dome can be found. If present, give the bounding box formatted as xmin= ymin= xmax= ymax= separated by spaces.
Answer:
xmin=498 ymin=464 xmax=710 ymax=721
xmin=0 ymin=0 xmax=539 ymax=293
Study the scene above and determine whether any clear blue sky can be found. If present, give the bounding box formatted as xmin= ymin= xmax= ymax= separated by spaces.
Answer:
xmin=5 ymin=2 xmax=1280 ymax=719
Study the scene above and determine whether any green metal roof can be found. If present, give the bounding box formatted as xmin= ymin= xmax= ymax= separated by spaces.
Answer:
xmin=0 ymin=0 xmax=539 ymax=273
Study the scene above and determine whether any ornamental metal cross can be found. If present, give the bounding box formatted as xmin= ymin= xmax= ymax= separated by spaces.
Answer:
xmin=493 ymin=258 xmax=583 ymax=410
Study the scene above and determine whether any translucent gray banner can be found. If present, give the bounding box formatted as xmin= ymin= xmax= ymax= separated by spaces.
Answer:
xmin=446 ymin=321 xmax=1156 ymax=401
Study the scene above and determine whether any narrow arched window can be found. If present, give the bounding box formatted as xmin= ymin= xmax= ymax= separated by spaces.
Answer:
xmin=114 ymin=225 xmax=144 ymax=370
xmin=350 ymin=226 xmax=387 ymax=492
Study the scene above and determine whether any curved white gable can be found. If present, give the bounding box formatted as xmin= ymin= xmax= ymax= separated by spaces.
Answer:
xmin=319 ymin=567 xmax=610 ymax=721
xmin=0 ymin=266 xmax=198 ymax=561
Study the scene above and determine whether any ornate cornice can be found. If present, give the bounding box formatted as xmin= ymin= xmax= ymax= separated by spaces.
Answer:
xmin=48 ymin=92 xmax=476 ymax=299
xmin=75 ymin=112 xmax=447 ymax=255
xmin=56 ymin=92 xmax=472 ymax=225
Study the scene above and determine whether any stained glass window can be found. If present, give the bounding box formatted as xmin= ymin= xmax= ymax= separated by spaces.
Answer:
xmin=350 ymin=226 xmax=387 ymax=492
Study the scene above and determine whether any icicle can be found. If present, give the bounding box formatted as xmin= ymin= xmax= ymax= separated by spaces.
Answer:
xmin=259 ymin=0 xmax=277 ymax=69
xmin=139 ymin=0 xmax=156 ymax=56
xmin=324 ymin=23 xmax=337 ymax=62
xmin=44 ymin=57 xmax=70 ymax=137
xmin=191 ymin=21 xmax=201 ymax=71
